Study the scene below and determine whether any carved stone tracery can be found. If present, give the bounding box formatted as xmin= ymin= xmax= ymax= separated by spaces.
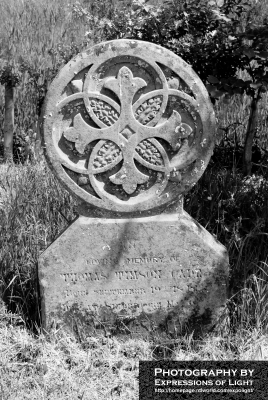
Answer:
xmin=43 ymin=40 xmax=215 ymax=213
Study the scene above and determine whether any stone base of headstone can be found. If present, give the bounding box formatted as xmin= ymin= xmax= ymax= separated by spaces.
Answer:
xmin=39 ymin=211 xmax=228 ymax=339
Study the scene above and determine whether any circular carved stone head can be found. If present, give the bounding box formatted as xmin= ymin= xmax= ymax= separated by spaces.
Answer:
xmin=42 ymin=39 xmax=216 ymax=214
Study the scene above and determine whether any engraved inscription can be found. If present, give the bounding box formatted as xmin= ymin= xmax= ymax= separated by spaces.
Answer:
xmin=151 ymin=286 xmax=161 ymax=293
xmin=60 ymin=271 xmax=107 ymax=282
xmin=171 ymin=269 xmax=202 ymax=278
xmin=58 ymin=254 xmax=205 ymax=317
xmin=61 ymin=300 xmax=174 ymax=313
xmin=121 ymin=240 xmax=137 ymax=251
xmin=64 ymin=290 xmax=89 ymax=298
xmin=171 ymin=284 xmax=197 ymax=293
xmin=94 ymin=288 xmax=146 ymax=295
xmin=126 ymin=257 xmax=164 ymax=264
xmin=86 ymin=258 xmax=115 ymax=265
xmin=59 ymin=268 xmax=203 ymax=284
xmin=39 ymin=39 xmax=227 ymax=337
xmin=115 ymin=270 xmax=162 ymax=280
xmin=83 ymin=255 xmax=203 ymax=266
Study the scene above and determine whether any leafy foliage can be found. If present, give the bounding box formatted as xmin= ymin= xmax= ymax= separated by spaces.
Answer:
xmin=89 ymin=0 xmax=268 ymax=174
xmin=1 ymin=0 xmax=268 ymax=167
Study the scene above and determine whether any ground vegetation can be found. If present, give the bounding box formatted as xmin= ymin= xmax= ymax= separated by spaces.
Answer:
xmin=0 ymin=0 xmax=268 ymax=398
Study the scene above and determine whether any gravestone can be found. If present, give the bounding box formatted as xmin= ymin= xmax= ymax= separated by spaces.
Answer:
xmin=39 ymin=39 xmax=229 ymax=338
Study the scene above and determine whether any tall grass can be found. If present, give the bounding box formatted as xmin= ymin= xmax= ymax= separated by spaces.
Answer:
xmin=0 ymin=157 xmax=267 ymax=333
xmin=0 ymin=162 xmax=76 ymax=329
xmin=0 ymin=316 xmax=267 ymax=399
xmin=0 ymin=2 xmax=267 ymax=397
xmin=0 ymin=0 xmax=119 ymax=159
xmin=0 ymin=0 xmax=268 ymax=156
xmin=0 ymin=0 xmax=86 ymax=67
xmin=0 ymin=0 xmax=267 ymax=332
xmin=0 ymin=0 xmax=86 ymax=157
xmin=0 ymin=161 xmax=268 ymax=398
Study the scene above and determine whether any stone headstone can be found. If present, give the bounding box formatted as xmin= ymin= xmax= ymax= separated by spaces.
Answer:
xmin=39 ymin=39 xmax=228 ymax=338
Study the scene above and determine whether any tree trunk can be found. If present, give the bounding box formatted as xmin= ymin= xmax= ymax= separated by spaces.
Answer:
xmin=3 ymin=82 xmax=15 ymax=163
xmin=243 ymin=88 xmax=262 ymax=176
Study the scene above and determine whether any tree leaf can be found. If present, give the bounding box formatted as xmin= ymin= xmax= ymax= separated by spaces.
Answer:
xmin=216 ymin=0 xmax=224 ymax=7
xmin=243 ymin=48 xmax=256 ymax=59
xmin=207 ymin=84 xmax=225 ymax=98
xmin=233 ymin=87 xmax=243 ymax=94
xmin=235 ymin=79 xmax=247 ymax=88
xmin=207 ymin=75 xmax=219 ymax=84
xmin=213 ymin=89 xmax=225 ymax=98
xmin=206 ymin=84 xmax=217 ymax=93
xmin=258 ymin=51 xmax=268 ymax=59
xmin=223 ymin=84 xmax=232 ymax=93
xmin=207 ymin=85 xmax=225 ymax=98
xmin=250 ymin=82 xmax=262 ymax=89
xmin=228 ymin=77 xmax=239 ymax=85
xmin=144 ymin=5 xmax=154 ymax=12
xmin=211 ymin=9 xmax=231 ymax=22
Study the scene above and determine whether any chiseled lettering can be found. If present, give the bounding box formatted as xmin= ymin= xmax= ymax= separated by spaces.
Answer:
xmin=60 ymin=271 xmax=107 ymax=282
xmin=111 ymin=301 xmax=162 ymax=311
xmin=115 ymin=271 xmax=124 ymax=280
xmin=142 ymin=302 xmax=162 ymax=310
xmin=170 ymin=256 xmax=201 ymax=265
xmin=86 ymin=258 xmax=100 ymax=265
xmin=171 ymin=285 xmax=183 ymax=292
xmin=62 ymin=303 xmax=71 ymax=312
xmin=171 ymin=269 xmax=202 ymax=279
xmin=115 ymin=270 xmax=162 ymax=280
xmin=170 ymin=256 xmax=181 ymax=262
xmin=83 ymin=301 xmax=163 ymax=312
xmin=127 ymin=270 xmax=139 ymax=280
xmin=167 ymin=299 xmax=175 ymax=308
xmin=64 ymin=289 xmax=88 ymax=298
xmin=122 ymin=240 xmax=136 ymax=251
xmin=94 ymin=288 xmax=146 ymax=295
xmin=126 ymin=257 xmax=164 ymax=264
xmin=86 ymin=258 xmax=115 ymax=265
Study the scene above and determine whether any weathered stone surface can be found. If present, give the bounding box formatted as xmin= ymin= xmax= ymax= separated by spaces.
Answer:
xmin=39 ymin=211 xmax=228 ymax=338
xmin=42 ymin=39 xmax=215 ymax=216
xmin=40 ymin=39 xmax=228 ymax=338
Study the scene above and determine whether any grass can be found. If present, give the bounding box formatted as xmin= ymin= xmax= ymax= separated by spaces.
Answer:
xmin=1 ymin=304 xmax=268 ymax=399
xmin=0 ymin=0 xmax=268 ymax=398
xmin=0 ymin=0 xmax=116 ymax=156
xmin=1 ymin=0 xmax=268 ymax=157
xmin=1 ymin=159 xmax=267 ymax=323
xmin=0 ymin=160 xmax=267 ymax=332
xmin=0 ymin=161 xmax=75 ymax=329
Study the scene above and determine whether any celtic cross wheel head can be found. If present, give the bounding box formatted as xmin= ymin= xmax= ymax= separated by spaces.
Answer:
xmin=42 ymin=40 xmax=216 ymax=214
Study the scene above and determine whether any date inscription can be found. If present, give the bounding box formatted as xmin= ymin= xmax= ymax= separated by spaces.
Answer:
xmin=61 ymin=299 xmax=180 ymax=313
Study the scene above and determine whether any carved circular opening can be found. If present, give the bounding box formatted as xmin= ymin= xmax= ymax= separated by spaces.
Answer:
xmin=42 ymin=39 xmax=216 ymax=213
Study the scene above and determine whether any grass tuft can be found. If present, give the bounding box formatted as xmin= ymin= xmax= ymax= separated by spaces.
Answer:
xmin=0 ymin=162 xmax=76 ymax=329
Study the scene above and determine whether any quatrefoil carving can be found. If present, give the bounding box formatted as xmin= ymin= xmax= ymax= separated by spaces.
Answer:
xmin=59 ymin=66 xmax=192 ymax=195
xmin=43 ymin=40 xmax=215 ymax=213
